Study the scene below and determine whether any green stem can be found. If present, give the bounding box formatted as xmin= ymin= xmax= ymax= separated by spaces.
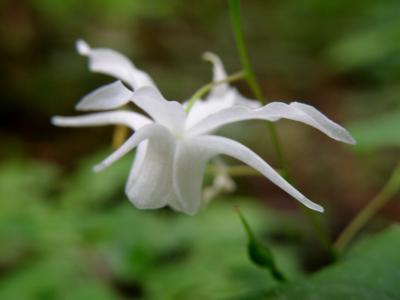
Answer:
xmin=334 ymin=162 xmax=400 ymax=253
xmin=228 ymin=0 xmax=262 ymax=101
xmin=228 ymin=0 xmax=286 ymax=177
xmin=185 ymin=71 xmax=245 ymax=113
xmin=235 ymin=206 xmax=287 ymax=282
xmin=235 ymin=206 xmax=256 ymax=240
xmin=265 ymin=123 xmax=289 ymax=180
xmin=228 ymin=0 xmax=333 ymax=255
xmin=299 ymin=205 xmax=338 ymax=259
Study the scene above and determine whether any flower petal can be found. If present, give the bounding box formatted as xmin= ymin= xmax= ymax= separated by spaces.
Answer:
xmin=187 ymin=135 xmax=324 ymax=212
xmin=51 ymin=111 xmax=152 ymax=130
xmin=92 ymin=123 xmax=165 ymax=170
xmin=124 ymin=141 xmax=181 ymax=210
xmin=131 ymin=87 xmax=186 ymax=133
xmin=128 ymin=141 xmax=148 ymax=184
xmin=93 ymin=123 xmax=176 ymax=209
xmin=232 ymin=92 xmax=262 ymax=109
xmin=290 ymin=102 xmax=356 ymax=144
xmin=184 ymin=98 xmax=234 ymax=129
xmin=203 ymin=51 xmax=261 ymax=107
xmin=172 ymin=139 xmax=214 ymax=215
xmin=76 ymin=81 xmax=133 ymax=111
xmin=188 ymin=102 xmax=355 ymax=144
xmin=203 ymin=52 xmax=229 ymax=98
xmin=76 ymin=39 xmax=156 ymax=90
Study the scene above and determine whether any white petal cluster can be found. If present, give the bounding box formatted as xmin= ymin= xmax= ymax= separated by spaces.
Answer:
xmin=52 ymin=40 xmax=356 ymax=215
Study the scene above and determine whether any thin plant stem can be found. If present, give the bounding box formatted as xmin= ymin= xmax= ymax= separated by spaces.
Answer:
xmin=299 ymin=205 xmax=338 ymax=259
xmin=185 ymin=71 xmax=245 ymax=113
xmin=228 ymin=0 xmax=287 ymax=175
xmin=228 ymin=0 xmax=333 ymax=255
xmin=334 ymin=162 xmax=400 ymax=253
xmin=235 ymin=206 xmax=287 ymax=282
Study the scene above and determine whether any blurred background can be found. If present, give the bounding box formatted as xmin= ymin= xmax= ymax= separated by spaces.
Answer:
xmin=0 ymin=0 xmax=399 ymax=299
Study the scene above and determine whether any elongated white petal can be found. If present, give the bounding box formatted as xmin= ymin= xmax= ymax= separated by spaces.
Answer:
xmin=76 ymin=81 xmax=132 ymax=111
xmin=125 ymin=140 xmax=181 ymax=210
xmin=131 ymin=87 xmax=186 ymax=132
xmin=128 ymin=141 xmax=148 ymax=184
xmin=188 ymin=102 xmax=355 ymax=144
xmin=76 ymin=39 xmax=91 ymax=54
xmin=233 ymin=92 xmax=262 ymax=109
xmin=124 ymin=141 xmax=181 ymax=210
xmin=203 ymin=52 xmax=229 ymax=98
xmin=172 ymin=140 xmax=214 ymax=215
xmin=51 ymin=111 xmax=152 ymax=130
xmin=187 ymin=135 xmax=324 ymax=212
xmin=203 ymin=51 xmax=261 ymax=106
xmin=290 ymin=102 xmax=356 ymax=144
xmin=185 ymin=89 xmax=261 ymax=129
xmin=93 ymin=123 xmax=166 ymax=172
xmin=185 ymin=98 xmax=234 ymax=129
xmin=76 ymin=39 xmax=156 ymax=90
xmin=124 ymin=126 xmax=176 ymax=209
xmin=90 ymin=123 xmax=176 ymax=209
xmin=92 ymin=123 xmax=176 ymax=209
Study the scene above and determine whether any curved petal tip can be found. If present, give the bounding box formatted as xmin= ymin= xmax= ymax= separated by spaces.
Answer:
xmin=50 ymin=116 xmax=62 ymax=126
xmin=75 ymin=81 xmax=132 ymax=111
xmin=92 ymin=164 xmax=104 ymax=173
xmin=302 ymin=197 xmax=324 ymax=213
xmin=76 ymin=39 xmax=90 ymax=55
xmin=345 ymin=134 xmax=357 ymax=145
xmin=202 ymin=51 xmax=219 ymax=63
xmin=335 ymin=129 xmax=357 ymax=145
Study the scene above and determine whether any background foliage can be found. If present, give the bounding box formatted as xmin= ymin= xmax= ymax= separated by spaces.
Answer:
xmin=0 ymin=0 xmax=399 ymax=299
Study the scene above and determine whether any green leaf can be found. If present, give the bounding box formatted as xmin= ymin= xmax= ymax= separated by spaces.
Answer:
xmin=327 ymin=19 xmax=400 ymax=72
xmin=266 ymin=225 xmax=400 ymax=300
xmin=0 ymin=154 xmax=305 ymax=299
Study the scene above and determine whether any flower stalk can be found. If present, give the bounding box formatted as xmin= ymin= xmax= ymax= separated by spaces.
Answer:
xmin=228 ymin=0 xmax=288 ymax=177
xmin=335 ymin=162 xmax=400 ymax=253
xmin=235 ymin=206 xmax=287 ymax=282
xmin=228 ymin=0 xmax=333 ymax=253
xmin=185 ymin=71 xmax=245 ymax=113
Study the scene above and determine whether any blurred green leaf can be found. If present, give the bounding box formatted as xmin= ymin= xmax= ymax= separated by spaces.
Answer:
xmin=265 ymin=225 xmax=400 ymax=300
xmin=0 ymin=154 xmax=305 ymax=300
xmin=60 ymin=149 xmax=131 ymax=208
xmin=328 ymin=20 xmax=400 ymax=72
xmin=0 ymin=256 xmax=118 ymax=300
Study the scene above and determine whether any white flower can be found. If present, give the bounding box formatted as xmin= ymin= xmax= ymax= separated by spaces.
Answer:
xmin=52 ymin=41 xmax=356 ymax=215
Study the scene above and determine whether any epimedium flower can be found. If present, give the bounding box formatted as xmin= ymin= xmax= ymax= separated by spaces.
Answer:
xmin=52 ymin=40 xmax=356 ymax=215
xmin=73 ymin=40 xmax=244 ymax=200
